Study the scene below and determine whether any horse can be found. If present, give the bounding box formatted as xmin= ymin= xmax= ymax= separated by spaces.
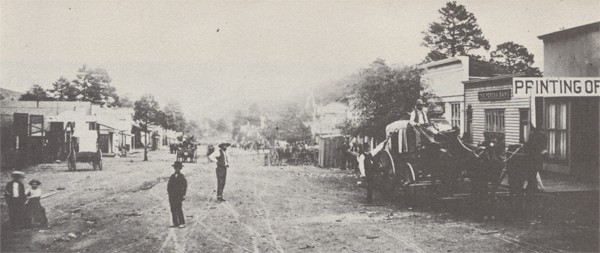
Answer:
xmin=432 ymin=129 xmax=505 ymax=219
xmin=505 ymin=126 xmax=547 ymax=216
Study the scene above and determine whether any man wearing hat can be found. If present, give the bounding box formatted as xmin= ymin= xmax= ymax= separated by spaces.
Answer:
xmin=409 ymin=99 xmax=429 ymax=126
xmin=209 ymin=143 xmax=231 ymax=202
xmin=4 ymin=171 xmax=27 ymax=228
xmin=167 ymin=161 xmax=187 ymax=228
xmin=408 ymin=99 xmax=430 ymax=150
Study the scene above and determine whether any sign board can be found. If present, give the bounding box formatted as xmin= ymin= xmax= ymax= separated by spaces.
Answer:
xmin=478 ymin=89 xmax=512 ymax=101
xmin=513 ymin=77 xmax=600 ymax=97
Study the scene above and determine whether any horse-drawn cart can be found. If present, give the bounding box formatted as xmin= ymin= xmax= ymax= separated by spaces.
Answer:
xmin=176 ymin=142 xmax=198 ymax=163
xmin=65 ymin=120 xmax=103 ymax=171
xmin=367 ymin=120 xmax=508 ymax=209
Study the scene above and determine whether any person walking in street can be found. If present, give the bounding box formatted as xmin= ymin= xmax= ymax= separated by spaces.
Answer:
xmin=25 ymin=179 xmax=49 ymax=228
xmin=209 ymin=143 xmax=231 ymax=202
xmin=4 ymin=171 xmax=27 ymax=229
xmin=167 ymin=161 xmax=187 ymax=228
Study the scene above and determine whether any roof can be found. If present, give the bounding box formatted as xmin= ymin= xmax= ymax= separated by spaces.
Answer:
xmin=538 ymin=21 xmax=600 ymax=41
xmin=320 ymin=102 xmax=348 ymax=114
xmin=418 ymin=56 xmax=469 ymax=69
xmin=386 ymin=120 xmax=410 ymax=134
xmin=317 ymin=134 xmax=344 ymax=139
xmin=462 ymin=73 xmax=525 ymax=86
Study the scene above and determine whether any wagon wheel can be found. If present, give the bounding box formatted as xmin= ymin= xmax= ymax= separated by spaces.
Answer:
xmin=398 ymin=162 xmax=417 ymax=203
xmin=68 ymin=152 xmax=77 ymax=171
xmin=375 ymin=150 xmax=397 ymax=200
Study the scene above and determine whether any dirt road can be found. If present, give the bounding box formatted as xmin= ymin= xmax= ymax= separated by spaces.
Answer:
xmin=1 ymin=147 xmax=598 ymax=252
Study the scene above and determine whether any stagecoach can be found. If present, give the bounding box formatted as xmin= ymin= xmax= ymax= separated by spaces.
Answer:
xmin=366 ymin=119 xmax=510 ymax=205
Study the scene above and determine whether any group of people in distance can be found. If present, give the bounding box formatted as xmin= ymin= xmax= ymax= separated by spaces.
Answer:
xmin=4 ymin=171 xmax=49 ymax=229
xmin=167 ymin=142 xmax=231 ymax=228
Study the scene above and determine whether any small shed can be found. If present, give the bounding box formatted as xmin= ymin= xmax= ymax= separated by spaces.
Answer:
xmin=317 ymin=134 xmax=345 ymax=168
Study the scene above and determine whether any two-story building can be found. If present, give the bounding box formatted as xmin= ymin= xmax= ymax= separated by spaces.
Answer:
xmin=420 ymin=56 xmax=470 ymax=136
xmin=535 ymin=21 xmax=600 ymax=176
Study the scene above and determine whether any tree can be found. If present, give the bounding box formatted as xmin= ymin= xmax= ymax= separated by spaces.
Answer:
xmin=19 ymin=84 xmax=54 ymax=101
xmin=345 ymin=59 xmax=423 ymax=140
xmin=491 ymin=42 xmax=542 ymax=76
xmin=161 ymin=101 xmax=187 ymax=131
xmin=260 ymin=103 xmax=312 ymax=143
xmin=112 ymin=95 xmax=134 ymax=107
xmin=72 ymin=65 xmax=120 ymax=106
xmin=133 ymin=94 xmax=163 ymax=161
xmin=422 ymin=1 xmax=490 ymax=59
xmin=215 ymin=118 xmax=229 ymax=134
xmin=50 ymin=77 xmax=80 ymax=101
xmin=468 ymin=54 xmax=498 ymax=77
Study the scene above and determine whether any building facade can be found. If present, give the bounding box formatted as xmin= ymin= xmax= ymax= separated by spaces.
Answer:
xmin=420 ymin=56 xmax=469 ymax=135
xmin=464 ymin=74 xmax=529 ymax=147
xmin=536 ymin=22 xmax=600 ymax=175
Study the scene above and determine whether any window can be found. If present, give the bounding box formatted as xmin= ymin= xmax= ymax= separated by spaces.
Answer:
xmin=485 ymin=109 xmax=505 ymax=133
xmin=485 ymin=109 xmax=505 ymax=146
xmin=89 ymin=122 xmax=97 ymax=130
xmin=519 ymin=109 xmax=530 ymax=143
xmin=450 ymin=103 xmax=461 ymax=128
xmin=546 ymin=101 xmax=568 ymax=160
xmin=29 ymin=115 xmax=44 ymax=136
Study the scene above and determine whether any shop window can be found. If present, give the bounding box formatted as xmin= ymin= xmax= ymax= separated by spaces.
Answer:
xmin=484 ymin=109 xmax=505 ymax=146
xmin=450 ymin=103 xmax=461 ymax=128
xmin=545 ymin=101 xmax=568 ymax=160
xmin=519 ymin=108 xmax=530 ymax=143
xmin=485 ymin=109 xmax=505 ymax=133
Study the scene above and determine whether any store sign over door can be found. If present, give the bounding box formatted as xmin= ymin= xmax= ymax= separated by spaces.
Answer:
xmin=478 ymin=89 xmax=512 ymax=101
xmin=513 ymin=77 xmax=600 ymax=97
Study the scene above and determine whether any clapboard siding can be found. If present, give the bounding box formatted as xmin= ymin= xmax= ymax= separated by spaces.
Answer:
xmin=465 ymin=79 xmax=530 ymax=146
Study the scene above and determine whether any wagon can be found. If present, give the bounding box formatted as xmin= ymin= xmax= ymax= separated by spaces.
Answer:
xmin=367 ymin=119 xmax=507 ymax=204
xmin=65 ymin=121 xmax=103 ymax=171
xmin=176 ymin=143 xmax=198 ymax=163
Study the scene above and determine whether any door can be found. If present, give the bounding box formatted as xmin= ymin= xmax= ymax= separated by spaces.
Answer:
xmin=98 ymin=134 xmax=110 ymax=153
xmin=571 ymin=97 xmax=599 ymax=176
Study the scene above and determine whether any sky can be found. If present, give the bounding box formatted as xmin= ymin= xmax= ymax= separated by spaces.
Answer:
xmin=1 ymin=0 xmax=599 ymax=120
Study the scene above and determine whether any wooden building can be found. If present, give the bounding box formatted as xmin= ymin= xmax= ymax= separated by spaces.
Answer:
xmin=317 ymin=134 xmax=344 ymax=168
xmin=463 ymin=74 xmax=530 ymax=147
xmin=535 ymin=22 xmax=600 ymax=176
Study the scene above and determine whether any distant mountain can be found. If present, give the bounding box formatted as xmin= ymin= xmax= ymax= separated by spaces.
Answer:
xmin=0 ymin=87 xmax=23 ymax=101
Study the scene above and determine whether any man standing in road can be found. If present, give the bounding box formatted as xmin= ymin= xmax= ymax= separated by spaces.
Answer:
xmin=209 ymin=143 xmax=231 ymax=202
xmin=167 ymin=161 xmax=187 ymax=228
xmin=4 ymin=171 xmax=27 ymax=229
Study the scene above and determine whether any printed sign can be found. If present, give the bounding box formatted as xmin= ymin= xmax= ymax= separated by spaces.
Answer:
xmin=478 ymin=89 xmax=512 ymax=101
xmin=513 ymin=78 xmax=600 ymax=97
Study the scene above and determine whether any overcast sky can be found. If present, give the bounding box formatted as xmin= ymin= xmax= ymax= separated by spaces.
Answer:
xmin=1 ymin=0 xmax=598 ymax=119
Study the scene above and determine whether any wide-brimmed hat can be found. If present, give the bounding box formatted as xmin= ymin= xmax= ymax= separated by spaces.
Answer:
xmin=29 ymin=179 xmax=41 ymax=186
xmin=11 ymin=171 xmax=25 ymax=178
xmin=172 ymin=161 xmax=184 ymax=168
xmin=416 ymin=99 xmax=425 ymax=105
xmin=218 ymin=143 xmax=231 ymax=148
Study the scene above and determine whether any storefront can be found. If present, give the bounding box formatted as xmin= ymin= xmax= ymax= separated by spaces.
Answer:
xmin=533 ymin=21 xmax=600 ymax=176
xmin=513 ymin=77 xmax=600 ymax=175
xmin=463 ymin=74 xmax=530 ymax=147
